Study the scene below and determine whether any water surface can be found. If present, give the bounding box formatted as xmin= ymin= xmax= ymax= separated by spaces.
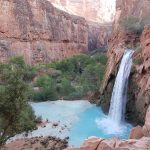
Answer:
xmin=10 ymin=100 xmax=132 ymax=147
xmin=32 ymin=100 xmax=132 ymax=146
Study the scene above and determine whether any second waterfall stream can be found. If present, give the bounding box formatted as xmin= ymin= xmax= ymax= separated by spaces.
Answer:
xmin=108 ymin=49 xmax=134 ymax=124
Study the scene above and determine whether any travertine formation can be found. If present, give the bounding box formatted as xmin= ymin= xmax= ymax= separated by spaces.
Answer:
xmin=0 ymin=0 xmax=88 ymax=64
xmin=49 ymin=0 xmax=116 ymax=23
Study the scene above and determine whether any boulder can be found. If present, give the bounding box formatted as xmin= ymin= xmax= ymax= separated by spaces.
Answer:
xmin=129 ymin=126 xmax=144 ymax=139
xmin=65 ymin=137 xmax=150 ymax=150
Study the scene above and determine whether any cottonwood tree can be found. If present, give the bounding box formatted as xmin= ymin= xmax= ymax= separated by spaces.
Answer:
xmin=0 ymin=57 xmax=36 ymax=148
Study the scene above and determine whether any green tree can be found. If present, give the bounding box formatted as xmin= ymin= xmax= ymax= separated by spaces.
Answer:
xmin=34 ymin=75 xmax=58 ymax=101
xmin=60 ymin=78 xmax=75 ymax=97
xmin=0 ymin=57 xmax=36 ymax=148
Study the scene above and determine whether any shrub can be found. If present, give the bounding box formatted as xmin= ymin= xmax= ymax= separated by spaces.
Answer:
xmin=133 ymin=57 xmax=144 ymax=65
xmin=49 ymin=54 xmax=92 ymax=74
xmin=93 ymin=53 xmax=108 ymax=65
xmin=135 ymin=46 xmax=142 ymax=52
xmin=120 ymin=16 xmax=150 ymax=34
xmin=80 ymin=63 xmax=105 ymax=92
xmin=59 ymin=77 xmax=75 ymax=97
xmin=33 ymin=76 xmax=58 ymax=101
xmin=24 ymin=66 xmax=37 ymax=82
xmin=36 ymin=75 xmax=51 ymax=87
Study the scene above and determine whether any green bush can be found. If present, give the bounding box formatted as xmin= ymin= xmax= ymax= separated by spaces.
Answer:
xmin=24 ymin=66 xmax=37 ymax=82
xmin=80 ymin=63 xmax=105 ymax=92
xmin=133 ymin=57 xmax=144 ymax=65
xmin=59 ymin=78 xmax=75 ymax=97
xmin=32 ymin=53 xmax=108 ymax=101
xmin=66 ymin=89 xmax=84 ymax=100
xmin=49 ymin=54 xmax=92 ymax=74
xmin=93 ymin=53 xmax=108 ymax=65
xmin=33 ymin=75 xmax=58 ymax=101
xmin=120 ymin=16 xmax=150 ymax=34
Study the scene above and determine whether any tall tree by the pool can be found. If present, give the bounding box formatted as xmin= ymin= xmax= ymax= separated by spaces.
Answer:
xmin=108 ymin=49 xmax=134 ymax=124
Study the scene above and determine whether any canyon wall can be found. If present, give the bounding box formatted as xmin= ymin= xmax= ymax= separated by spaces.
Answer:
xmin=0 ymin=0 xmax=88 ymax=64
xmin=100 ymin=0 xmax=150 ymax=124
xmin=49 ymin=0 xmax=116 ymax=23
xmin=48 ymin=0 xmax=115 ymax=51
xmin=88 ymin=22 xmax=112 ymax=51
xmin=126 ymin=26 xmax=150 ymax=124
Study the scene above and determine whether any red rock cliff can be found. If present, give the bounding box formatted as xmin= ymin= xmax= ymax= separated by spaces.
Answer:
xmin=48 ymin=0 xmax=115 ymax=52
xmin=100 ymin=0 xmax=150 ymax=124
xmin=0 ymin=0 xmax=88 ymax=64
xmin=88 ymin=22 xmax=112 ymax=51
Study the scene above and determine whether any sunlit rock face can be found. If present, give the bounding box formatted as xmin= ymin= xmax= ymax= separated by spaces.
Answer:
xmin=0 ymin=0 xmax=88 ymax=64
xmin=49 ymin=0 xmax=116 ymax=23
xmin=65 ymin=137 xmax=150 ymax=150
xmin=100 ymin=0 xmax=150 ymax=124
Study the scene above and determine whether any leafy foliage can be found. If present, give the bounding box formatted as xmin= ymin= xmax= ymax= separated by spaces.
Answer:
xmin=33 ymin=53 xmax=107 ymax=101
xmin=133 ymin=57 xmax=144 ymax=65
xmin=33 ymin=75 xmax=58 ymax=101
xmin=0 ymin=57 xmax=36 ymax=147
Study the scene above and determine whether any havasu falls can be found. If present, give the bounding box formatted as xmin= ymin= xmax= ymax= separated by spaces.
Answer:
xmin=109 ymin=49 xmax=134 ymax=124
xmin=96 ymin=49 xmax=134 ymax=135
xmin=1 ymin=0 xmax=150 ymax=149
xmin=9 ymin=50 xmax=134 ymax=147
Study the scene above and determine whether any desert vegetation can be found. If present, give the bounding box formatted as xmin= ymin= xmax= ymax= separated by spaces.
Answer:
xmin=32 ymin=53 xmax=108 ymax=101
xmin=120 ymin=16 xmax=150 ymax=34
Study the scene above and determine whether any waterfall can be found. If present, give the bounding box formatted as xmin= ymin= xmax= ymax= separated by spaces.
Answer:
xmin=108 ymin=49 xmax=134 ymax=125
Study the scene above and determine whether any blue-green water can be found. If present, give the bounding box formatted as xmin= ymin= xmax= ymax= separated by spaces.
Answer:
xmin=10 ymin=100 xmax=132 ymax=147
xmin=69 ymin=105 xmax=132 ymax=146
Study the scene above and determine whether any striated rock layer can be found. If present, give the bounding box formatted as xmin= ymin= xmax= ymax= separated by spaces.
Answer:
xmin=100 ymin=0 xmax=150 ymax=124
xmin=0 ymin=0 xmax=88 ymax=64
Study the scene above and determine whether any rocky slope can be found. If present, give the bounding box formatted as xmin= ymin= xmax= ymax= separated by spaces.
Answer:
xmin=4 ymin=136 xmax=68 ymax=150
xmin=0 ymin=0 xmax=88 ymax=64
xmin=65 ymin=136 xmax=150 ymax=150
xmin=49 ymin=0 xmax=116 ymax=23
xmin=100 ymin=0 xmax=150 ymax=125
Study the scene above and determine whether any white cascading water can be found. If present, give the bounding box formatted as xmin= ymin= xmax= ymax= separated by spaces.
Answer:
xmin=108 ymin=49 xmax=134 ymax=125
